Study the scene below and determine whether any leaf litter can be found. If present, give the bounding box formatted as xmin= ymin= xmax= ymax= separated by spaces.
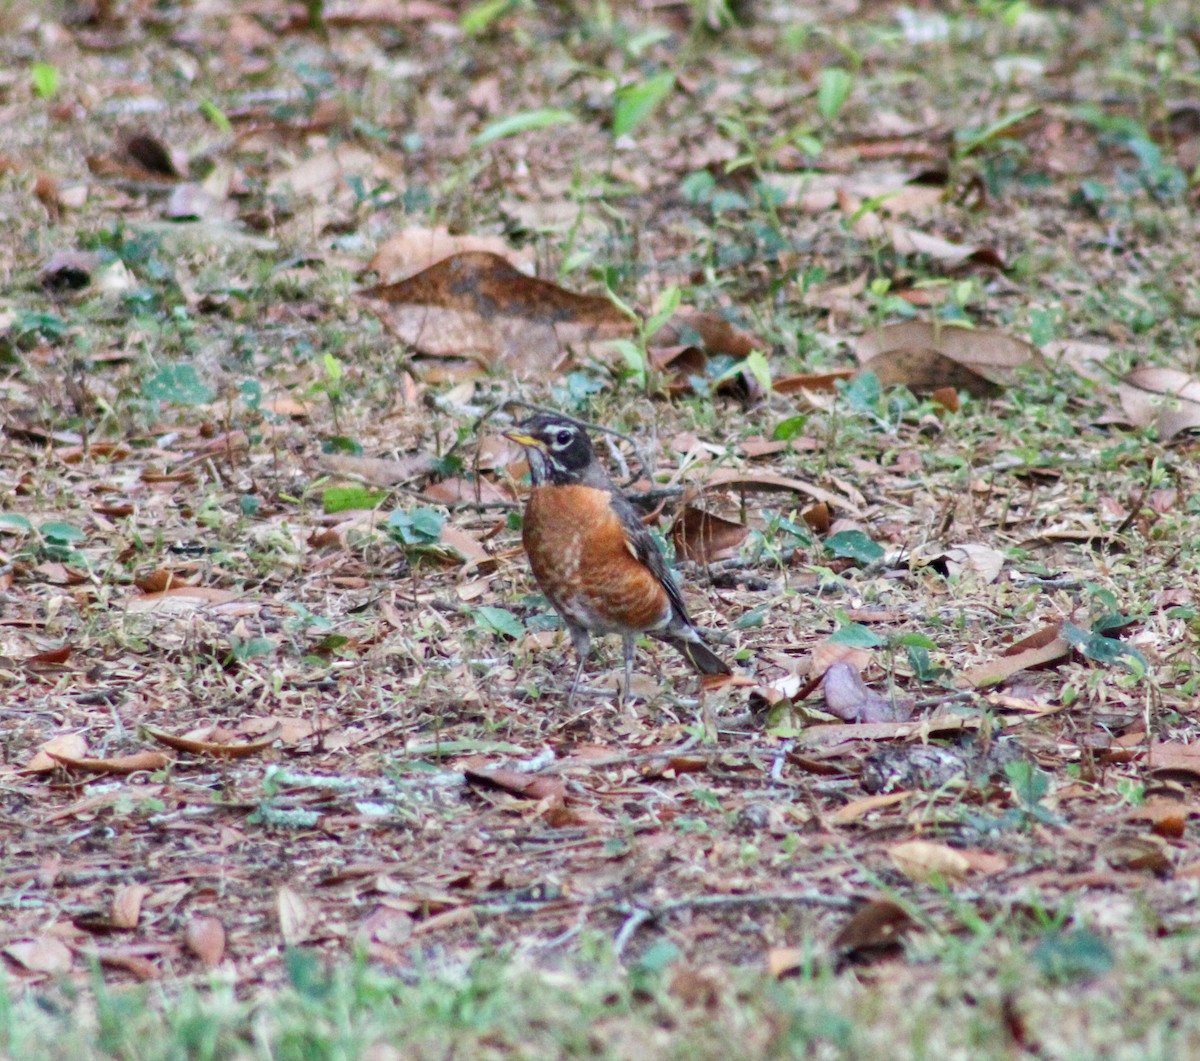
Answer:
xmin=0 ymin=0 xmax=1199 ymax=1032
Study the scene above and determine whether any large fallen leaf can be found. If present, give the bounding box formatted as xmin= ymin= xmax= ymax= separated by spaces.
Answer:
xmin=367 ymin=226 xmax=533 ymax=283
xmin=958 ymin=623 xmax=1070 ymax=688
xmin=360 ymin=252 xmax=633 ymax=376
xmin=1118 ymin=367 xmax=1200 ymax=441
xmin=889 ymin=839 xmax=970 ymax=883
xmin=855 ymin=322 xmax=1043 ymax=397
xmin=670 ymin=506 xmax=748 ymax=563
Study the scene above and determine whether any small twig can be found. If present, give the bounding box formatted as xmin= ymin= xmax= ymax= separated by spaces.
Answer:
xmin=771 ymin=740 xmax=794 ymax=784
xmin=613 ymin=906 xmax=654 ymax=959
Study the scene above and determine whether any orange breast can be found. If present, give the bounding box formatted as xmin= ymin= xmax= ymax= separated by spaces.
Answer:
xmin=522 ymin=485 xmax=671 ymax=634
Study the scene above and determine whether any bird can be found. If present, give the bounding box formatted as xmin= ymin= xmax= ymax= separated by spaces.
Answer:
xmin=503 ymin=412 xmax=730 ymax=705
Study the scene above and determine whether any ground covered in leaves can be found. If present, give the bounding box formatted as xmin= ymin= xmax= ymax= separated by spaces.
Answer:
xmin=4 ymin=0 xmax=1200 ymax=1055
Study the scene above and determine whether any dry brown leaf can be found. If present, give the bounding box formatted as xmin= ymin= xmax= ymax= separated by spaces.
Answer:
xmin=1118 ymin=367 xmax=1200 ymax=441
xmin=144 ymin=724 xmax=282 ymax=759
xmin=278 ymin=885 xmax=316 ymax=946
xmin=1148 ymin=742 xmax=1200 ymax=780
xmin=773 ymin=369 xmax=856 ymax=395
xmin=766 ymin=946 xmax=807 ymax=979
xmin=796 ymin=716 xmax=979 ymax=747
xmin=47 ymin=750 xmax=171 ymax=776
xmin=135 ymin=569 xmax=196 ymax=593
xmin=670 ymin=506 xmax=748 ymax=563
xmin=360 ymin=252 xmax=633 ymax=376
xmin=94 ymin=950 xmax=161 ymax=981
xmin=26 ymin=645 xmax=72 ymax=667
xmin=421 ymin=476 xmax=514 ymax=505
xmin=921 ymin=542 xmax=1005 ymax=583
xmin=439 ymin=524 xmax=492 ymax=568
xmin=368 ymin=226 xmax=532 ymax=283
xmin=4 ymin=937 xmax=74 ymax=975
xmin=809 ymin=638 xmax=873 ymax=679
xmin=24 ymin=733 xmax=89 ymax=772
xmin=185 ymin=916 xmax=226 ymax=968
xmin=700 ymin=469 xmax=862 ymax=515
xmin=822 ymin=661 xmax=912 ymax=723
xmin=654 ymin=309 xmax=763 ymax=357
xmin=832 ymin=899 xmax=914 ymax=959
xmin=317 ymin=451 xmax=437 ymax=486
xmin=889 ymin=839 xmax=970 ymax=883
xmin=111 ymin=884 xmax=151 ymax=930
xmin=863 ymin=220 xmax=1006 ymax=270
xmin=856 ymin=321 xmax=1043 ymax=397
xmin=831 ymin=791 xmax=910 ymax=824
xmin=958 ymin=623 xmax=1070 ymax=688
xmin=463 ymin=768 xmax=565 ymax=805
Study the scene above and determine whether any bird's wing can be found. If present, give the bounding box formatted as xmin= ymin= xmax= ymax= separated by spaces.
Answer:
xmin=607 ymin=487 xmax=693 ymax=625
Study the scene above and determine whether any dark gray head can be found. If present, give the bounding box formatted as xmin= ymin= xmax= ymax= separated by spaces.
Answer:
xmin=504 ymin=413 xmax=596 ymax=486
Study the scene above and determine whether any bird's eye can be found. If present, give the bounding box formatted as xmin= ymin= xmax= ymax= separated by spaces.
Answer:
xmin=553 ymin=429 xmax=574 ymax=449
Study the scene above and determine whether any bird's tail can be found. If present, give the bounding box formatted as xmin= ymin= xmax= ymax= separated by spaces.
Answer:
xmin=663 ymin=636 xmax=730 ymax=676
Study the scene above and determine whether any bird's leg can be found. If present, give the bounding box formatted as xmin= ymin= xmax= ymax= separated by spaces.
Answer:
xmin=621 ymin=632 xmax=636 ymax=708
xmin=566 ymin=625 xmax=590 ymax=707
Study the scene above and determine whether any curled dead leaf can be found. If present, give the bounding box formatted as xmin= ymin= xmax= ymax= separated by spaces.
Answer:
xmin=773 ymin=369 xmax=856 ymax=395
xmin=463 ymin=767 xmax=565 ymax=805
xmin=1118 ymin=367 xmax=1200 ymax=441
xmin=111 ymin=884 xmax=151 ymax=930
xmin=24 ymin=733 xmax=89 ymax=772
xmin=822 ymin=662 xmax=912 ymax=723
xmin=670 ymin=506 xmax=748 ymax=563
xmin=47 ymin=750 xmax=170 ymax=776
xmin=185 ymin=916 xmax=226 ymax=969
xmin=958 ymin=623 xmax=1070 ymax=689
xmin=144 ymin=724 xmax=282 ymax=759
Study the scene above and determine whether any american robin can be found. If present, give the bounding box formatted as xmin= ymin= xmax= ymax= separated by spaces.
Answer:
xmin=503 ymin=412 xmax=730 ymax=705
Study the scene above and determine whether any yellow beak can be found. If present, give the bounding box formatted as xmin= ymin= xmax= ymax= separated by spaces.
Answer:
xmin=503 ymin=429 xmax=546 ymax=450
